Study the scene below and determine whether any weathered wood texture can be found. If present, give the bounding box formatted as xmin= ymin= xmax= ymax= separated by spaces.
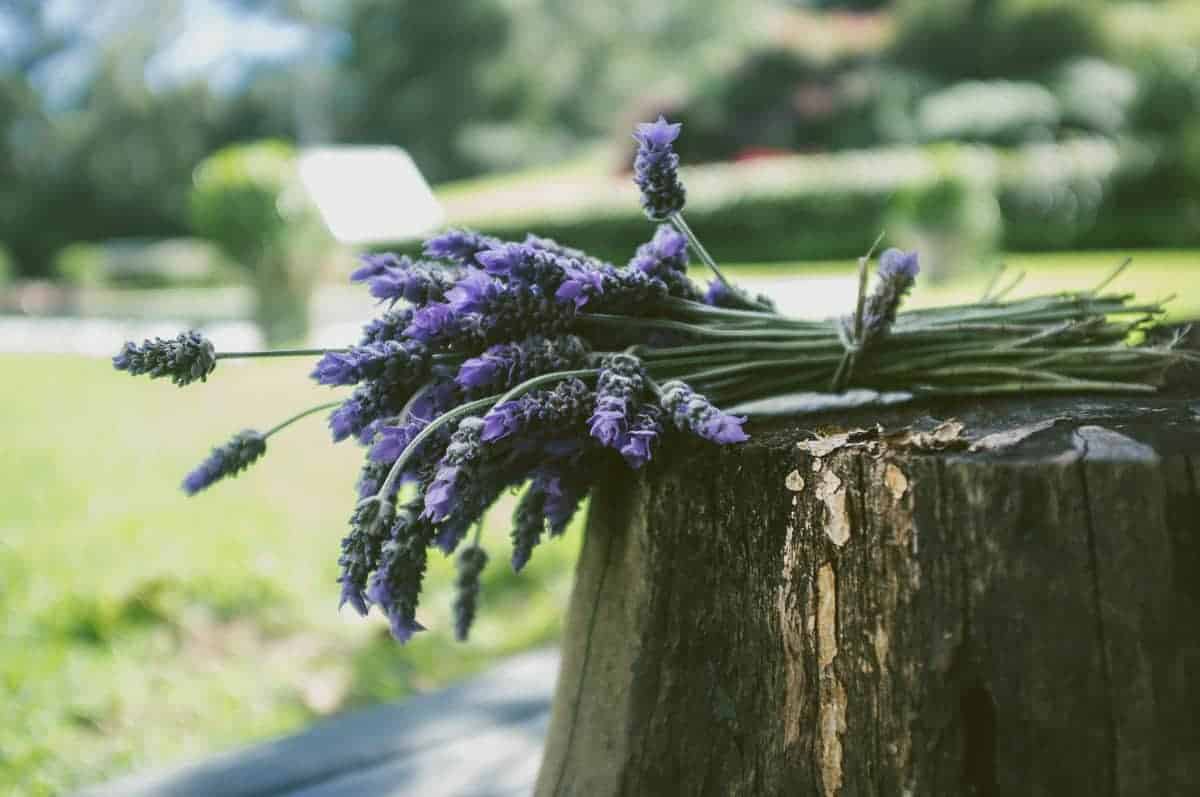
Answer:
xmin=536 ymin=387 xmax=1200 ymax=796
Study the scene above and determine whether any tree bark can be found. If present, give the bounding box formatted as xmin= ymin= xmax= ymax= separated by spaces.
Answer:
xmin=535 ymin=388 xmax=1200 ymax=796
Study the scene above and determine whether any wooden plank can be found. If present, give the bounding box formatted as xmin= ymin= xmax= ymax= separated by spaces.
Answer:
xmin=76 ymin=648 xmax=558 ymax=797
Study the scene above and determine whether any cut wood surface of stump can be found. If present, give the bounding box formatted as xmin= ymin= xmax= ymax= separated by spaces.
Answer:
xmin=535 ymin=373 xmax=1200 ymax=796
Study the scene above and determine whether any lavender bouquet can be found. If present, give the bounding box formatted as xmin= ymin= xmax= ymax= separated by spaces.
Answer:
xmin=113 ymin=117 xmax=1192 ymax=643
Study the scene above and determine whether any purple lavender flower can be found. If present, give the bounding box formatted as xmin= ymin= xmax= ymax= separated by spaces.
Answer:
xmin=359 ymin=307 xmax=414 ymax=345
xmin=408 ymin=279 xmax=575 ymax=351
xmin=862 ymin=249 xmax=920 ymax=341
xmin=408 ymin=381 xmax=460 ymax=422
xmin=481 ymin=378 xmax=593 ymax=444
xmin=424 ymin=229 xmax=503 ymax=266
xmin=477 ymin=243 xmax=571 ymax=291
xmin=606 ymin=267 xmax=671 ymax=314
xmin=539 ymin=468 xmax=590 ymax=536
xmin=619 ymin=405 xmax=664 ymax=468
xmin=310 ymin=351 xmax=361 ymax=386
xmin=633 ymin=115 xmax=686 ymax=221
xmin=510 ymin=482 xmax=547 ymax=573
xmin=630 ymin=224 xmax=687 ymax=273
xmin=878 ymin=248 xmax=921 ymax=280
xmin=351 ymin=252 xmax=399 ymax=283
xmin=452 ymin=545 xmax=488 ymax=641
xmin=523 ymin=234 xmax=597 ymax=263
xmin=660 ymin=381 xmax=749 ymax=445
xmin=455 ymin=335 xmax=591 ymax=396
xmin=423 ymin=417 xmax=485 ymax=523
xmin=703 ymin=279 xmax=777 ymax=312
xmin=337 ymin=500 xmax=391 ymax=617
xmin=588 ymin=354 xmax=645 ymax=451
xmin=113 ymin=331 xmax=217 ymax=387
xmin=555 ymin=265 xmax=605 ymax=309
xmin=329 ymin=381 xmax=406 ymax=444
xmin=404 ymin=303 xmax=459 ymax=344
xmin=366 ymin=256 xmax=457 ymax=305
xmin=370 ymin=422 xmax=421 ymax=463
xmin=445 ymin=270 xmax=503 ymax=314
xmin=365 ymin=504 xmax=433 ymax=643
xmin=311 ymin=340 xmax=428 ymax=388
xmin=182 ymin=430 xmax=266 ymax=495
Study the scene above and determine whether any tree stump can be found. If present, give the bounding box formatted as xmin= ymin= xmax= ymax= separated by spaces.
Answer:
xmin=535 ymin=383 xmax=1200 ymax=796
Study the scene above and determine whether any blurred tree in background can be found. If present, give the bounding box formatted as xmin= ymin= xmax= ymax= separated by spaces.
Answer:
xmin=1 ymin=0 xmax=1199 ymax=281
xmin=190 ymin=140 xmax=329 ymax=343
xmin=330 ymin=0 xmax=512 ymax=181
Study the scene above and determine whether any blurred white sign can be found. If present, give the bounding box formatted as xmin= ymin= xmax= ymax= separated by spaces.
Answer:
xmin=298 ymin=146 xmax=444 ymax=245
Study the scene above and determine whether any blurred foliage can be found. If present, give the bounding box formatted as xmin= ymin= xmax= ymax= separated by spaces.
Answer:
xmin=190 ymin=141 xmax=330 ymax=343
xmin=890 ymin=0 xmax=1102 ymax=80
xmin=916 ymin=81 xmax=1060 ymax=145
xmin=885 ymin=168 xmax=1002 ymax=279
xmin=430 ymin=139 xmax=1164 ymax=274
xmin=1052 ymin=57 xmax=1138 ymax=137
xmin=54 ymin=239 xmax=233 ymax=289
xmin=331 ymin=0 xmax=513 ymax=181
xmin=2 ymin=0 xmax=1200 ymax=280
xmin=0 ymin=242 xmax=12 ymax=288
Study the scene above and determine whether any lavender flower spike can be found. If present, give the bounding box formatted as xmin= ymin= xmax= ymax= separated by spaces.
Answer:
xmin=113 ymin=331 xmax=217 ymax=387
xmin=660 ymin=381 xmax=749 ymax=445
xmin=510 ymin=483 xmax=547 ymax=573
xmin=424 ymin=417 xmax=485 ymax=523
xmin=455 ymin=335 xmax=590 ymax=396
xmin=424 ymin=229 xmax=502 ymax=266
xmin=862 ymin=249 xmax=920 ymax=342
xmin=619 ymin=405 xmax=664 ymax=468
xmin=182 ymin=430 xmax=266 ymax=495
xmin=452 ymin=546 xmax=488 ymax=641
xmin=589 ymin=354 xmax=645 ymax=451
xmin=633 ymin=115 xmax=686 ymax=221
xmin=366 ymin=505 xmax=432 ymax=643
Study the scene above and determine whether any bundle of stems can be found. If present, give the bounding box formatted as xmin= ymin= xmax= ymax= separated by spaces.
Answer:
xmin=586 ymin=275 xmax=1187 ymax=408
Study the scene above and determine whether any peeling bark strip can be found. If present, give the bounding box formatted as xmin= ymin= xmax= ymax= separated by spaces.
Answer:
xmin=536 ymin=393 xmax=1200 ymax=796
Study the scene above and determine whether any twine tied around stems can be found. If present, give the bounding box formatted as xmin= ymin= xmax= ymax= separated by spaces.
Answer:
xmin=830 ymin=233 xmax=885 ymax=393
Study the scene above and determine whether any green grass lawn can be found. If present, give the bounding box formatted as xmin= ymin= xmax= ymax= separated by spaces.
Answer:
xmin=2 ymin=249 xmax=1196 ymax=795
xmin=0 ymin=356 xmax=581 ymax=795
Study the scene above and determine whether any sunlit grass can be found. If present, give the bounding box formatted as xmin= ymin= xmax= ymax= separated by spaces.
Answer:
xmin=0 ymin=356 xmax=581 ymax=795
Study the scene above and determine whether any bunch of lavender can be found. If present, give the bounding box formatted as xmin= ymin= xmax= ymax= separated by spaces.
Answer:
xmin=113 ymin=116 xmax=1193 ymax=644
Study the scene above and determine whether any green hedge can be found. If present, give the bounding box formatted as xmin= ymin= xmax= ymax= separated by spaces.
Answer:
xmin=425 ymin=138 xmax=1196 ymax=267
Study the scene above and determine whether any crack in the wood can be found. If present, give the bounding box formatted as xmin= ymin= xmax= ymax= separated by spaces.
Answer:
xmin=622 ymin=477 xmax=674 ymax=793
xmin=851 ymin=452 xmax=884 ymax=796
xmin=1075 ymin=440 xmax=1120 ymax=797
xmin=550 ymin=498 xmax=621 ymax=797
xmin=959 ymin=683 xmax=997 ymax=797
xmin=927 ymin=458 xmax=965 ymax=791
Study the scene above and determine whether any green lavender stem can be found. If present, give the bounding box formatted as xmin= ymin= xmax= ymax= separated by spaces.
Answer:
xmin=217 ymin=348 xmax=346 ymax=360
xmin=669 ymin=212 xmax=732 ymax=289
xmin=263 ymin=401 xmax=343 ymax=439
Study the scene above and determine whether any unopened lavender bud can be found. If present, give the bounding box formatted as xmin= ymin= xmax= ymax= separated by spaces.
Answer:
xmin=182 ymin=430 xmax=266 ymax=495
xmin=452 ymin=545 xmax=488 ymax=641
xmin=113 ymin=331 xmax=217 ymax=387
xmin=510 ymin=483 xmax=547 ymax=573
xmin=633 ymin=116 xmax=686 ymax=221
xmin=660 ymin=381 xmax=748 ymax=445
xmin=862 ymin=249 xmax=920 ymax=341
